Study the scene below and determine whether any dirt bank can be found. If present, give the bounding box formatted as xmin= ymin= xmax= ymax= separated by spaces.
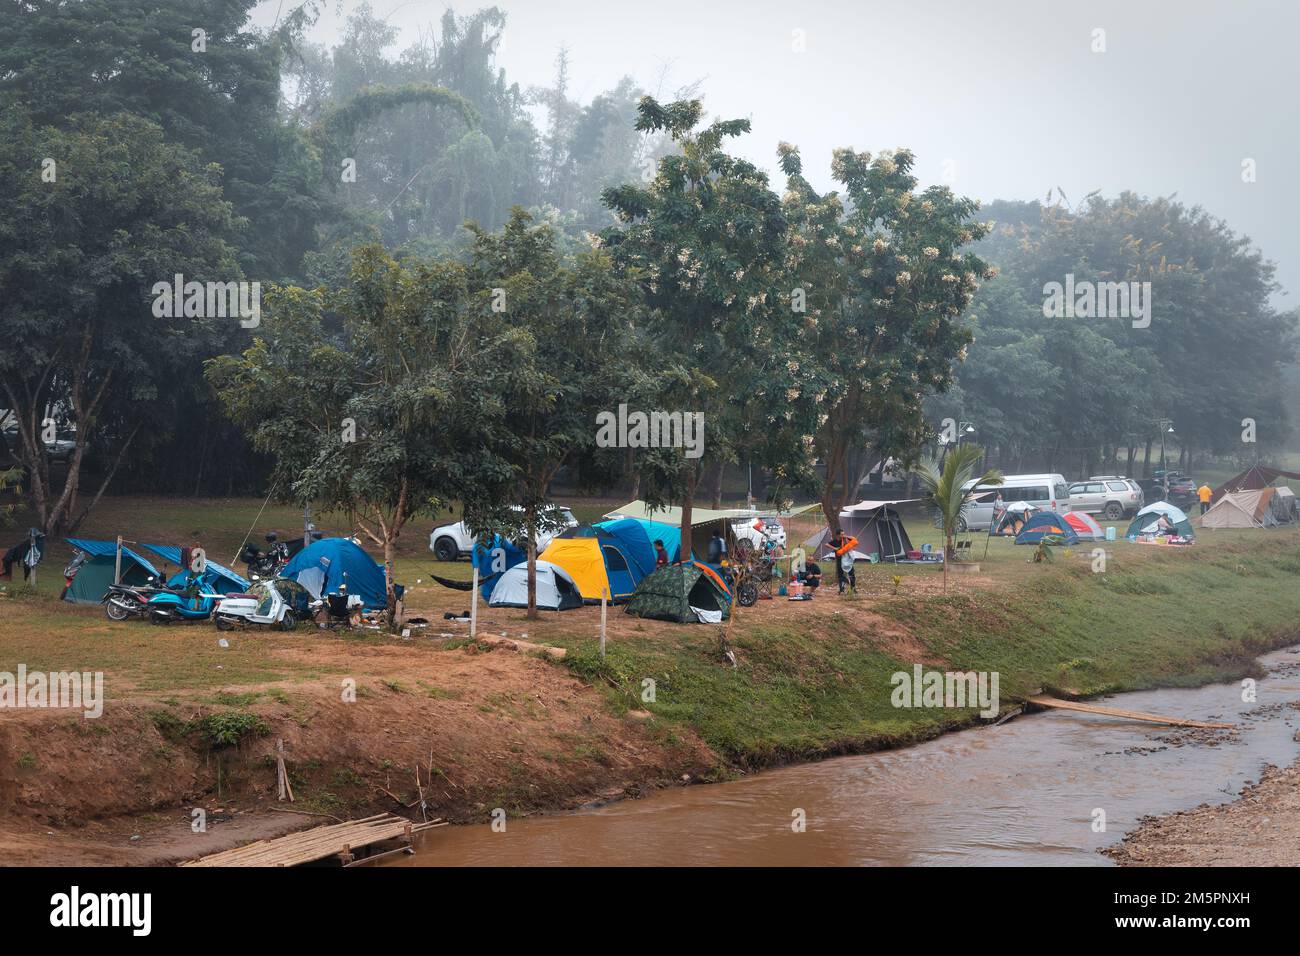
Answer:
xmin=1104 ymin=758 xmax=1300 ymax=866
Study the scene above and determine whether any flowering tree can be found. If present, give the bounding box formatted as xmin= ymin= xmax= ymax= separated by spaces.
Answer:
xmin=600 ymin=98 xmax=788 ymax=542
xmin=777 ymin=144 xmax=994 ymax=532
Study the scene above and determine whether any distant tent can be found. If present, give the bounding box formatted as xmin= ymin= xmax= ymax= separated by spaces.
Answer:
xmin=487 ymin=560 xmax=582 ymax=611
xmin=471 ymin=535 xmax=526 ymax=600
xmin=62 ymin=538 xmax=160 ymax=604
xmin=280 ymin=537 xmax=393 ymax=610
xmin=538 ymin=527 xmax=643 ymax=603
xmin=139 ymin=544 xmax=249 ymax=593
xmin=804 ymin=500 xmax=916 ymax=562
xmin=1199 ymin=488 xmax=1288 ymax=529
xmin=990 ymin=502 xmax=1037 ymax=536
xmin=1126 ymin=502 xmax=1195 ymax=540
xmin=1211 ymin=465 xmax=1300 ymax=503
xmin=624 ymin=561 xmax=732 ymax=624
xmin=1014 ymin=511 xmax=1080 ymax=545
xmin=1062 ymin=511 xmax=1105 ymax=540
xmin=1271 ymin=487 xmax=1297 ymax=523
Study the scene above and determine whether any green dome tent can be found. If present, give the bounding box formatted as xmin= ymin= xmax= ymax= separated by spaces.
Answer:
xmin=624 ymin=562 xmax=732 ymax=624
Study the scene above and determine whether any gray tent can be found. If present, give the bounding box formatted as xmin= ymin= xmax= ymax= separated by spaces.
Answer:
xmin=805 ymin=499 xmax=916 ymax=563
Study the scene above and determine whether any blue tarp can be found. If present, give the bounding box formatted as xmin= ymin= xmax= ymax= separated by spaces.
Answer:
xmin=280 ymin=537 xmax=392 ymax=610
xmin=65 ymin=538 xmax=160 ymax=576
xmin=472 ymin=534 xmax=526 ymax=600
xmin=140 ymin=544 xmax=249 ymax=591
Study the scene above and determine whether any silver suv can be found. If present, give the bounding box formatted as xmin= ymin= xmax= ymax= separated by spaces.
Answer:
xmin=1067 ymin=476 xmax=1143 ymax=520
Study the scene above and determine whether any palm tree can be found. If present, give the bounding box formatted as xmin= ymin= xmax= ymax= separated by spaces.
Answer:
xmin=915 ymin=444 xmax=1003 ymax=590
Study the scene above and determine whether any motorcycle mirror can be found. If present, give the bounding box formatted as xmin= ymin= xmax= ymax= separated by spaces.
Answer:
xmin=250 ymin=574 xmax=261 ymax=581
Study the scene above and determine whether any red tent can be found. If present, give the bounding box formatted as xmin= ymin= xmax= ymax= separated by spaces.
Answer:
xmin=1211 ymin=465 xmax=1300 ymax=503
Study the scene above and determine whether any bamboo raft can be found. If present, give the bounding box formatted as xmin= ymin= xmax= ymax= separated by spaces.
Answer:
xmin=1025 ymin=694 xmax=1234 ymax=730
xmin=183 ymin=813 xmax=446 ymax=867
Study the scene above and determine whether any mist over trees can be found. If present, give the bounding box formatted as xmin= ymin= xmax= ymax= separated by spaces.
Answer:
xmin=0 ymin=0 xmax=1295 ymax=538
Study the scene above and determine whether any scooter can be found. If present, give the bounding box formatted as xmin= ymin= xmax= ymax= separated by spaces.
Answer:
xmin=212 ymin=576 xmax=311 ymax=631
xmin=147 ymin=573 xmax=225 ymax=624
xmin=101 ymin=578 xmax=173 ymax=621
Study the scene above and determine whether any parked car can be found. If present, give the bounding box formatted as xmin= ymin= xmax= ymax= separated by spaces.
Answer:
xmin=954 ymin=473 xmax=1071 ymax=531
xmin=1068 ymin=476 xmax=1143 ymax=520
xmin=429 ymin=505 xmax=578 ymax=561
xmin=1139 ymin=471 xmax=1197 ymax=508
xmin=731 ymin=515 xmax=788 ymax=552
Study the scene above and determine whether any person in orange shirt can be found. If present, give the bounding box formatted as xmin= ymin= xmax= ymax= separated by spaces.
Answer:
xmin=1197 ymin=483 xmax=1213 ymax=515
xmin=829 ymin=529 xmax=859 ymax=594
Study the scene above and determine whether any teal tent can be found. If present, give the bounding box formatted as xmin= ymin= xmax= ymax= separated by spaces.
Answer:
xmin=62 ymin=538 xmax=161 ymax=604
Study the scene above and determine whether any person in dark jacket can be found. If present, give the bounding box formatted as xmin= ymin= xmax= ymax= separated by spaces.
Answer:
xmin=654 ymin=540 xmax=669 ymax=568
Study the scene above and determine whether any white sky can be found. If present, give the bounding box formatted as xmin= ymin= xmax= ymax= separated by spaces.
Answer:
xmin=253 ymin=0 xmax=1299 ymax=301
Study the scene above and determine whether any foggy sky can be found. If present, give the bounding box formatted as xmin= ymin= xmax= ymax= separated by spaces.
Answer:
xmin=254 ymin=0 xmax=1299 ymax=302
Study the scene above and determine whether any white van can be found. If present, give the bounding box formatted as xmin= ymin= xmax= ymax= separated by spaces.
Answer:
xmin=955 ymin=473 xmax=1071 ymax=531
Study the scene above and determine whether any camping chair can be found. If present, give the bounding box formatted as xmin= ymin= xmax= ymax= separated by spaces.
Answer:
xmin=954 ymin=540 xmax=973 ymax=560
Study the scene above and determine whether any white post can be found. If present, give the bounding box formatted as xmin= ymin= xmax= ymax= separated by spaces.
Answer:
xmin=470 ymin=564 xmax=479 ymax=640
xmin=600 ymin=587 xmax=607 ymax=660
xmin=114 ymin=535 xmax=123 ymax=585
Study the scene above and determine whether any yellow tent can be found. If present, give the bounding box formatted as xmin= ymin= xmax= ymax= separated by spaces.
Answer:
xmin=539 ymin=535 xmax=639 ymax=602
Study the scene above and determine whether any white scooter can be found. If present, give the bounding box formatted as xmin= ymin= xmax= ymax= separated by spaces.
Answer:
xmin=213 ymin=577 xmax=310 ymax=630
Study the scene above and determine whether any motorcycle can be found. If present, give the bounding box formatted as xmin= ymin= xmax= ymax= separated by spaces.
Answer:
xmin=146 ymin=571 xmax=227 ymax=624
xmin=101 ymin=578 xmax=172 ymax=621
xmin=239 ymin=532 xmax=293 ymax=579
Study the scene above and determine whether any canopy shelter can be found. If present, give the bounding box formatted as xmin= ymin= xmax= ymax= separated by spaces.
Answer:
xmin=62 ymin=538 xmax=160 ymax=604
xmin=1013 ymin=511 xmax=1080 ymax=545
xmin=1198 ymin=488 xmax=1293 ymax=529
xmin=624 ymin=561 xmax=732 ymax=624
xmin=1126 ymin=502 xmax=1195 ymax=540
xmin=487 ymin=560 xmax=583 ymax=611
xmin=603 ymin=499 xmax=755 ymax=561
xmin=1062 ymin=511 xmax=1105 ymax=541
xmin=140 ymin=544 xmax=249 ymax=593
xmin=803 ymin=499 xmax=917 ymax=563
xmin=1212 ymin=465 xmax=1300 ymax=503
xmin=990 ymin=501 xmax=1037 ymax=536
xmin=540 ymin=526 xmax=644 ymax=603
xmin=280 ymin=537 xmax=393 ymax=611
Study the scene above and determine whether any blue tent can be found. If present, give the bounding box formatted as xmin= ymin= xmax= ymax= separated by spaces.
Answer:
xmin=63 ymin=538 xmax=161 ymax=604
xmin=1014 ymin=511 xmax=1081 ymax=546
xmin=280 ymin=538 xmax=392 ymax=610
xmin=140 ymin=544 xmax=249 ymax=593
xmin=471 ymin=534 xmax=526 ymax=600
xmin=594 ymin=517 xmax=682 ymax=569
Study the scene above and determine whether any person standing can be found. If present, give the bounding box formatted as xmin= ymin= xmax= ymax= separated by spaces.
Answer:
xmin=829 ymin=529 xmax=859 ymax=594
xmin=653 ymin=539 xmax=669 ymax=568
xmin=707 ymin=528 xmax=727 ymax=565
xmin=1197 ymin=482 xmax=1213 ymax=515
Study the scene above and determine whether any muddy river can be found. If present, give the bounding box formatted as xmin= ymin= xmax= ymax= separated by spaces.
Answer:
xmin=386 ymin=646 xmax=1300 ymax=866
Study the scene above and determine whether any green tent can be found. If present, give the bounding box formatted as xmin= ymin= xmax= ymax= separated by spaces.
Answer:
xmin=624 ymin=562 xmax=732 ymax=624
xmin=62 ymin=538 xmax=161 ymax=604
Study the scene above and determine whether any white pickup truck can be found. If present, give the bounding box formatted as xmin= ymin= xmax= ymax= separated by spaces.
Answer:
xmin=429 ymin=506 xmax=578 ymax=561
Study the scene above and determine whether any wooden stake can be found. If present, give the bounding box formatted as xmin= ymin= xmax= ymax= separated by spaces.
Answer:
xmin=470 ymin=565 xmax=479 ymax=641
xmin=600 ymin=587 xmax=607 ymax=660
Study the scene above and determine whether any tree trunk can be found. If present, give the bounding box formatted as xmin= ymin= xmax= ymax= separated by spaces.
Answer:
xmin=679 ymin=460 xmax=699 ymax=560
xmin=1142 ymin=437 xmax=1153 ymax=477
xmin=709 ymin=460 xmax=724 ymax=510
xmin=525 ymin=505 xmax=538 ymax=620
xmin=383 ymin=536 xmax=398 ymax=628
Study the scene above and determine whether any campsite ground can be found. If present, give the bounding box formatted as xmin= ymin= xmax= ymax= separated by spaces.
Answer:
xmin=3 ymin=495 xmax=1300 ymax=865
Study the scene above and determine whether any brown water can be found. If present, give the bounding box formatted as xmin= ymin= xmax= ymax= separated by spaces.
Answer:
xmin=387 ymin=646 xmax=1300 ymax=866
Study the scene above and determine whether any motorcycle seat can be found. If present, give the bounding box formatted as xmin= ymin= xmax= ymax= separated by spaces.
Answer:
xmin=224 ymin=592 xmax=249 ymax=600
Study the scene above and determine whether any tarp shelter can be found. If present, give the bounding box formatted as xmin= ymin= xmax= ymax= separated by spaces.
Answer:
xmin=1014 ymin=511 xmax=1080 ymax=545
xmin=139 ymin=544 xmax=250 ymax=593
xmin=803 ymin=499 xmax=916 ymax=562
xmin=1198 ymin=488 xmax=1292 ymax=529
xmin=1272 ymin=486 xmax=1297 ymax=523
xmin=603 ymin=499 xmax=759 ymax=562
xmin=1126 ymin=502 xmax=1195 ymax=540
xmin=539 ymin=526 xmax=643 ymax=603
xmin=472 ymin=535 xmax=526 ymax=600
xmin=1062 ymin=511 xmax=1105 ymax=540
xmin=624 ymin=561 xmax=732 ymax=624
xmin=62 ymin=538 xmax=160 ymax=604
xmin=280 ymin=538 xmax=393 ymax=610
xmin=990 ymin=502 xmax=1037 ymax=536
xmin=1211 ymin=465 xmax=1300 ymax=503
xmin=487 ymin=560 xmax=583 ymax=611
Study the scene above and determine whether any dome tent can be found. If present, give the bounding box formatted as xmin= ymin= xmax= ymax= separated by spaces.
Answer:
xmin=1126 ymin=502 xmax=1195 ymax=540
xmin=1061 ymin=511 xmax=1105 ymax=540
xmin=624 ymin=562 xmax=732 ymax=624
xmin=280 ymin=537 xmax=394 ymax=611
xmin=1013 ymin=511 xmax=1080 ymax=545
xmin=487 ymin=560 xmax=583 ymax=610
